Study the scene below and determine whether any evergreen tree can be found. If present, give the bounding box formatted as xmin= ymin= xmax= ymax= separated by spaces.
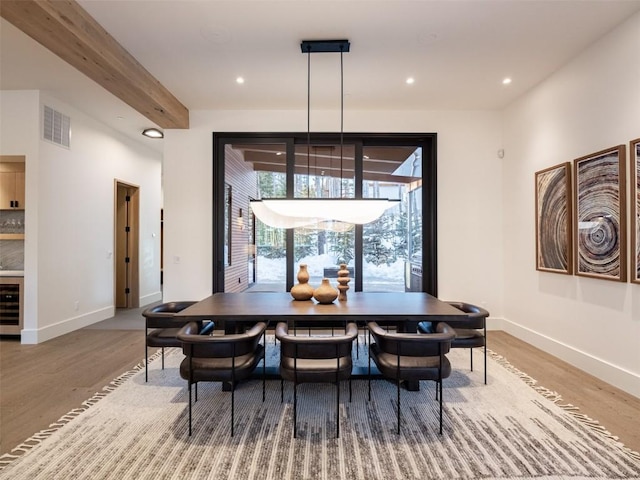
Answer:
xmin=363 ymin=213 xmax=397 ymax=266
xmin=328 ymin=228 xmax=355 ymax=265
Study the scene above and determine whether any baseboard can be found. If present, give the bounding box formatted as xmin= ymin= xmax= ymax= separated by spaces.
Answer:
xmin=501 ymin=317 xmax=640 ymax=399
xmin=20 ymin=306 xmax=115 ymax=344
xmin=140 ymin=291 xmax=162 ymax=307
xmin=486 ymin=316 xmax=504 ymax=331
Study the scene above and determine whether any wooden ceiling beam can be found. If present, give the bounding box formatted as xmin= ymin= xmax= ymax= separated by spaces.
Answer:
xmin=0 ymin=0 xmax=189 ymax=129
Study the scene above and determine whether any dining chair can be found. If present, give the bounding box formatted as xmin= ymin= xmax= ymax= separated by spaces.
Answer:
xmin=368 ymin=321 xmax=455 ymax=434
xmin=177 ymin=320 xmax=267 ymax=437
xmin=143 ymin=301 xmax=198 ymax=382
xmin=275 ymin=321 xmax=358 ymax=438
xmin=419 ymin=301 xmax=489 ymax=384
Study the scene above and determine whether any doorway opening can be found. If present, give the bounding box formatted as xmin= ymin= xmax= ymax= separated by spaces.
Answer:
xmin=114 ymin=181 xmax=140 ymax=308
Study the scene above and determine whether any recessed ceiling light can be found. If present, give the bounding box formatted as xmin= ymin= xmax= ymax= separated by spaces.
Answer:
xmin=236 ymin=77 xmax=245 ymax=84
xmin=406 ymin=77 xmax=415 ymax=85
xmin=142 ymin=128 xmax=163 ymax=139
xmin=502 ymin=77 xmax=512 ymax=85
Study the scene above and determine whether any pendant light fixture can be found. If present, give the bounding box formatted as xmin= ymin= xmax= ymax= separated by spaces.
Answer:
xmin=251 ymin=39 xmax=399 ymax=229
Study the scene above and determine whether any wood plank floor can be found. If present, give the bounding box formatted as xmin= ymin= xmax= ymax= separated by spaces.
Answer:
xmin=1 ymin=316 xmax=639 ymax=456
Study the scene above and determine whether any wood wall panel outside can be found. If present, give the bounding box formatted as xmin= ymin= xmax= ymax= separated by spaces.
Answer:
xmin=224 ymin=145 xmax=257 ymax=292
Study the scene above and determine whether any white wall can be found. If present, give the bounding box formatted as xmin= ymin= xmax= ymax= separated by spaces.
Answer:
xmin=0 ymin=90 xmax=163 ymax=343
xmin=502 ymin=12 xmax=640 ymax=397
xmin=0 ymin=90 xmax=40 ymax=336
xmin=162 ymin=108 xmax=504 ymax=316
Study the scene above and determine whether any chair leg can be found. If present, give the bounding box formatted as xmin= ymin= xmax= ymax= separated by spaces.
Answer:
xmin=484 ymin=346 xmax=487 ymax=385
xmin=280 ymin=378 xmax=284 ymax=403
xmin=368 ymin=350 xmax=372 ymax=402
xmin=195 ymin=382 xmax=198 ymax=402
xmin=397 ymin=378 xmax=401 ymax=435
xmin=438 ymin=380 xmax=443 ymax=435
xmin=162 ymin=347 xmax=165 ymax=370
xmin=262 ymin=333 xmax=266 ymax=402
xmin=470 ymin=348 xmax=473 ymax=372
xmin=293 ymin=381 xmax=297 ymax=439
xmin=188 ymin=381 xmax=192 ymax=436
xmin=145 ymin=346 xmax=148 ymax=382
xmin=231 ymin=382 xmax=235 ymax=437
xmin=484 ymin=325 xmax=488 ymax=385
xmin=336 ymin=379 xmax=340 ymax=438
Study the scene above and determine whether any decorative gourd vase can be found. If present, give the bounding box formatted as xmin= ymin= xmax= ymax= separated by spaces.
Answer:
xmin=290 ymin=264 xmax=314 ymax=301
xmin=313 ymin=278 xmax=339 ymax=304
xmin=337 ymin=263 xmax=351 ymax=301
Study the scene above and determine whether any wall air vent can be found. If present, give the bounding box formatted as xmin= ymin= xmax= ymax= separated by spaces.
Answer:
xmin=43 ymin=105 xmax=71 ymax=148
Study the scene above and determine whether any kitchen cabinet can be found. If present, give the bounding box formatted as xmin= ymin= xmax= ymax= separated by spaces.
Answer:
xmin=0 ymin=277 xmax=23 ymax=335
xmin=0 ymin=163 xmax=26 ymax=210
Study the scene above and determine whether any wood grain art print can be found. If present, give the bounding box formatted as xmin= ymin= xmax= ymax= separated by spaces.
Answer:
xmin=535 ymin=163 xmax=572 ymax=274
xmin=573 ymin=145 xmax=626 ymax=281
xmin=631 ymin=138 xmax=640 ymax=284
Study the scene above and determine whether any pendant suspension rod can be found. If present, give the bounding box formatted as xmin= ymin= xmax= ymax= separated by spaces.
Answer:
xmin=306 ymin=46 xmax=311 ymax=197
xmin=340 ymin=47 xmax=344 ymax=198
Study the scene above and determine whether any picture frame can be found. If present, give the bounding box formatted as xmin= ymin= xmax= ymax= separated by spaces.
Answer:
xmin=631 ymin=138 xmax=640 ymax=284
xmin=573 ymin=145 xmax=626 ymax=281
xmin=535 ymin=163 xmax=572 ymax=274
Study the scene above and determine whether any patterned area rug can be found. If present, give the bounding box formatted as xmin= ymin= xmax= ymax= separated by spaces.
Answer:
xmin=1 ymin=338 xmax=638 ymax=480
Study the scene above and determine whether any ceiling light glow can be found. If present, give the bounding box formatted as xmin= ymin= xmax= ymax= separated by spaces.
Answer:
xmin=406 ymin=77 xmax=415 ymax=85
xmin=236 ymin=77 xmax=245 ymax=84
xmin=502 ymin=77 xmax=512 ymax=85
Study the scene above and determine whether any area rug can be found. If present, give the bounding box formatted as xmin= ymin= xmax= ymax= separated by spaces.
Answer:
xmin=0 ymin=339 xmax=638 ymax=480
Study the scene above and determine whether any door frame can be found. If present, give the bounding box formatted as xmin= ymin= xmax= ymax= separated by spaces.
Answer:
xmin=114 ymin=180 xmax=140 ymax=308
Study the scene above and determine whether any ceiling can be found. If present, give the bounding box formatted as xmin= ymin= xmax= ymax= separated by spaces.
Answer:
xmin=1 ymin=0 xmax=639 ymax=151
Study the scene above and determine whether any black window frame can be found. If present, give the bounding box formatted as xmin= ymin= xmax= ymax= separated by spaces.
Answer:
xmin=213 ymin=132 xmax=438 ymax=295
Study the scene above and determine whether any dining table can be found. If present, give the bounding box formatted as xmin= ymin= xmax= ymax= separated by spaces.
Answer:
xmin=176 ymin=291 xmax=468 ymax=331
xmin=176 ymin=291 xmax=469 ymax=391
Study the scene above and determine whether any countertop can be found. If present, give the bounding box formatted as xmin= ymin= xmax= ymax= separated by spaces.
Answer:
xmin=0 ymin=270 xmax=24 ymax=277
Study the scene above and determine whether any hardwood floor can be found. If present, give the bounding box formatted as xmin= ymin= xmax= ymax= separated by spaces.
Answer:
xmin=1 ymin=318 xmax=639 ymax=456
xmin=488 ymin=333 xmax=640 ymax=454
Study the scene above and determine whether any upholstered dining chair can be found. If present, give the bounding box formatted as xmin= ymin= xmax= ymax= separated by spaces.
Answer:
xmin=368 ymin=321 xmax=455 ymax=435
xmin=275 ymin=321 xmax=358 ymax=438
xmin=143 ymin=301 xmax=198 ymax=382
xmin=419 ymin=301 xmax=489 ymax=384
xmin=177 ymin=321 xmax=267 ymax=437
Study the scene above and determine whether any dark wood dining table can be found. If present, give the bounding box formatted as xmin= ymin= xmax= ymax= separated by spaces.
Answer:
xmin=176 ymin=291 xmax=468 ymax=391
xmin=176 ymin=291 xmax=468 ymax=331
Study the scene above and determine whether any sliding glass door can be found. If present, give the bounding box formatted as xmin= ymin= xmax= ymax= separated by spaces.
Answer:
xmin=213 ymin=133 xmax=437 ymax=295
xmin=361 ymin=146 xmax=422 ymax=292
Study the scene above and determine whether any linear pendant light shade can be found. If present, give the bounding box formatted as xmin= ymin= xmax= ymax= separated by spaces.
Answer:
xmin=250 ymin=198 xmax=400 ymax=229
xmin=250 ymin=39 xmax=398 ymax=230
